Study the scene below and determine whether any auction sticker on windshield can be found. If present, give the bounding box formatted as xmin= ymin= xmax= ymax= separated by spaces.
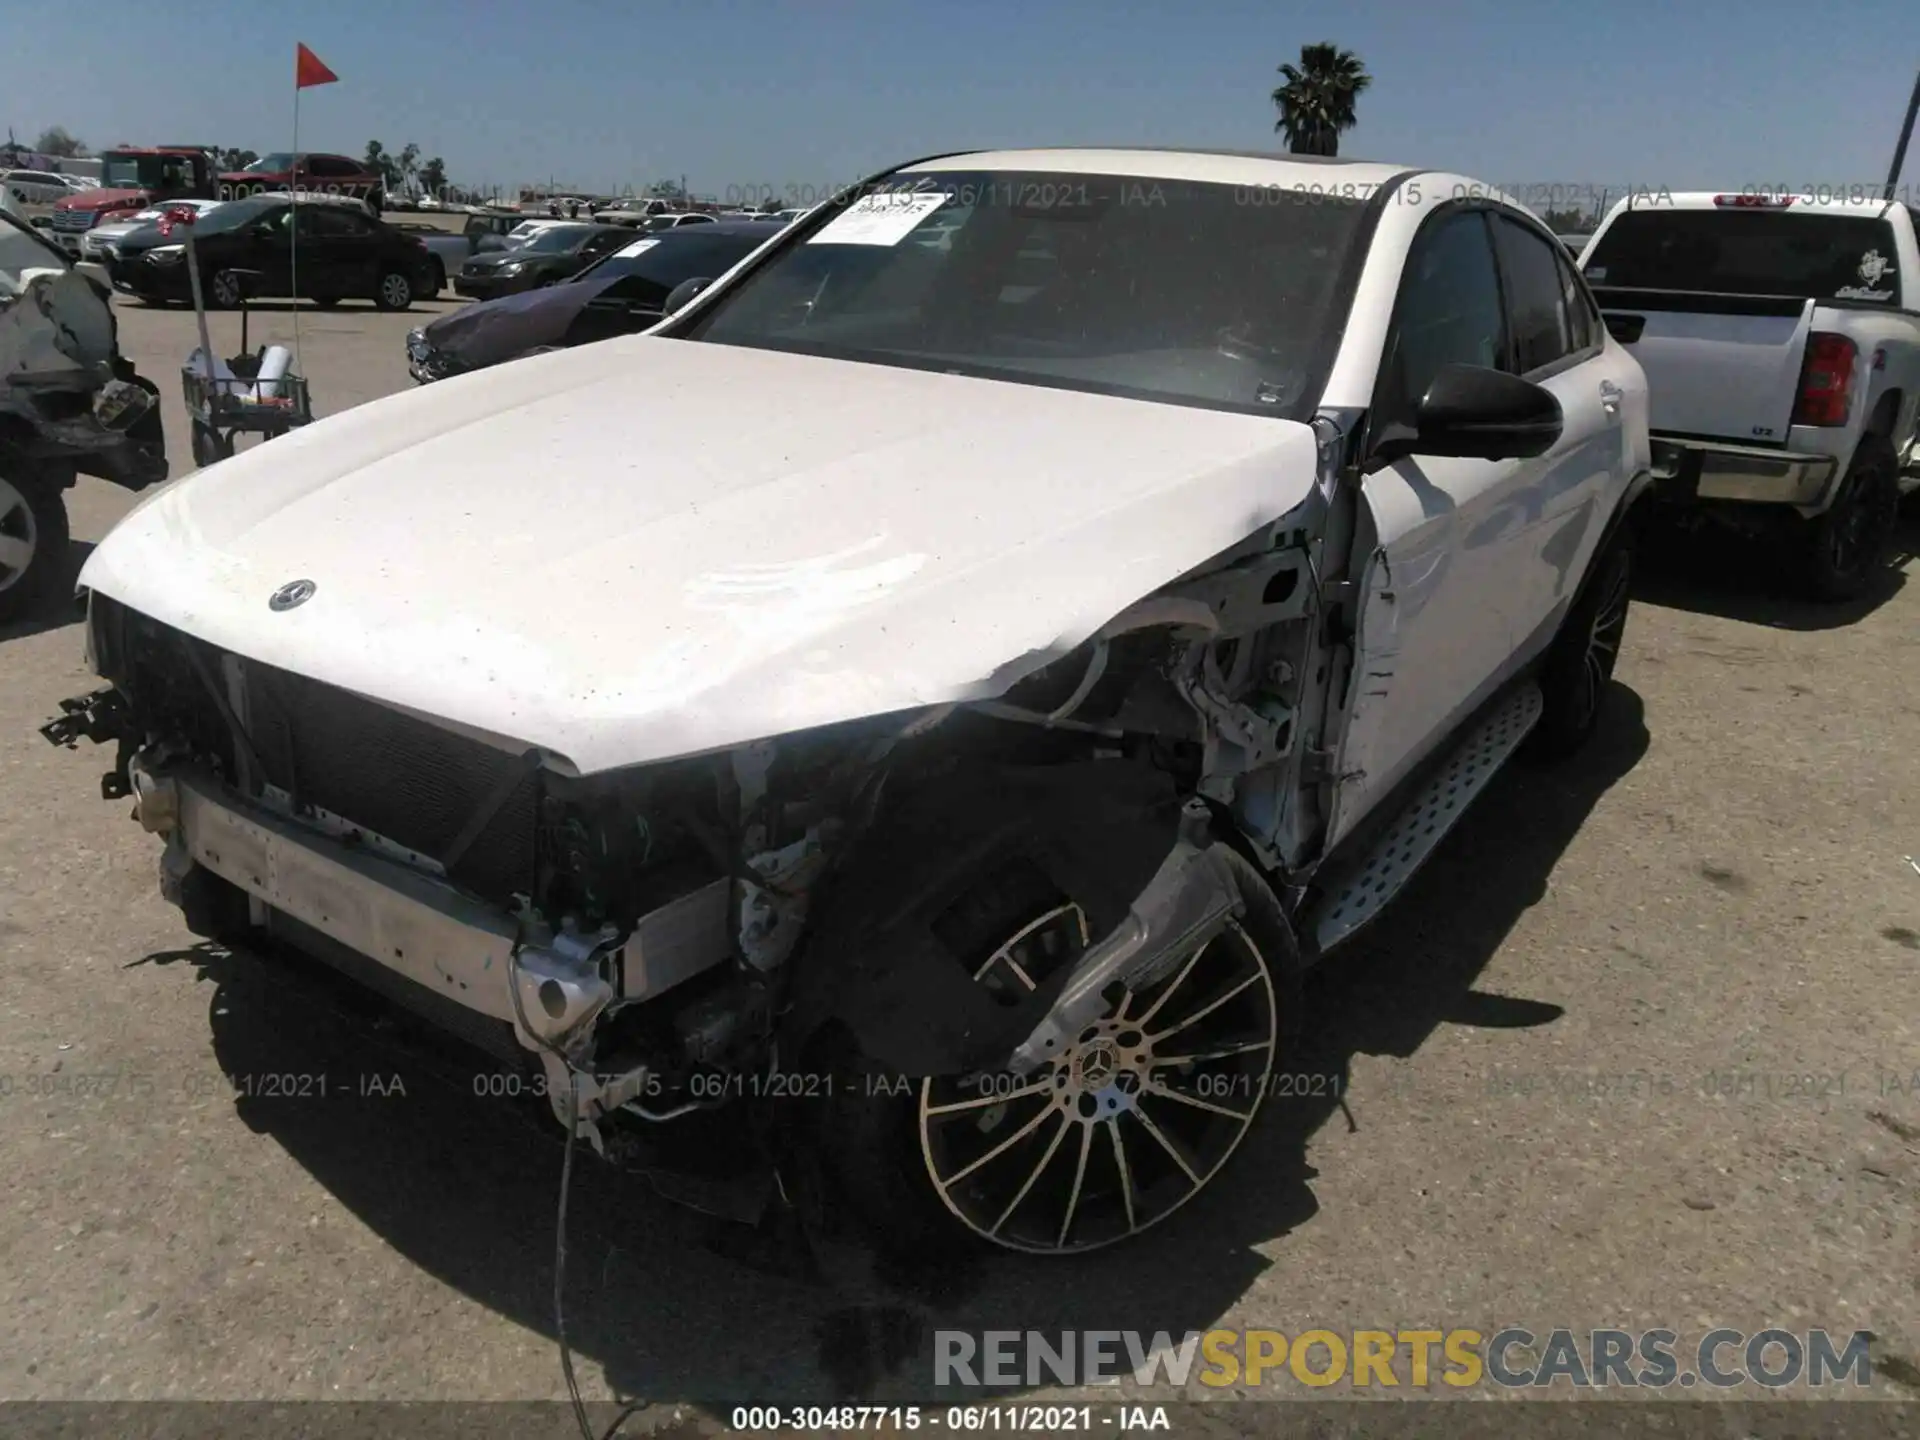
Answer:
xmin=614 ymin=237 xmax=662 ymax=258
xmin=808 ymin=191 xmax=949 ymax=246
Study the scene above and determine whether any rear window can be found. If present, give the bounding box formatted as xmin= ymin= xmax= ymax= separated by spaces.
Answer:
xmin=1583 ymin=210 xmax=1903 ymax=306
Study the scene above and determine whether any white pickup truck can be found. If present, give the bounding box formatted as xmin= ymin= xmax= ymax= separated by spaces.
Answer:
xmin=1578 ymin=193 xmax=1920 ymax=599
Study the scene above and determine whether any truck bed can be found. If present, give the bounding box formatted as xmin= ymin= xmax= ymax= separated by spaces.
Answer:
xmin=1589 ymin=286 xmax=1813 ymax=445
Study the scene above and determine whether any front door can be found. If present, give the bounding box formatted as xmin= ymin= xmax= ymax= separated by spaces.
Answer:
xmin=1481 ymin=212 xmax=1623 ymax=656
xmin=1324 ymin=206 xmax=1549 ymax=848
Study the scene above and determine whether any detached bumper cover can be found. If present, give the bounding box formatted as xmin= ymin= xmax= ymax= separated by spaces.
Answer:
xmin=1649 ymin=435 xmax=1838 ymax=507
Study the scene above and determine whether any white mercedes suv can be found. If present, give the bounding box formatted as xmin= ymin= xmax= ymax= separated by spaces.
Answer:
xmin=44 ymin=147 xmax=1651 ymax=1258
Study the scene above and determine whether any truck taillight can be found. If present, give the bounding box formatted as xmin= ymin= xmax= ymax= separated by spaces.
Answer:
xmin=1712 ymin=193 xmax=1796 ymax=208
xmin=1792 ymin=332 xmax=1856 ymax=428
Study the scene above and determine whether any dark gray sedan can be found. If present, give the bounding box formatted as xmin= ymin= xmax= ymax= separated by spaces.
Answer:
xmin=452 ymin=223 xmax=632 ymax=299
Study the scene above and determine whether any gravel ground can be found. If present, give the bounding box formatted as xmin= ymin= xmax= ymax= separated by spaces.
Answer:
xmin=0 ymin=295 xmax=1916 ymax=1418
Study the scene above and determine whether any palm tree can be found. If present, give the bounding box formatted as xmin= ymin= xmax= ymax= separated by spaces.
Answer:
xmin=1271 ymin=43 xmax=1371 ymax=157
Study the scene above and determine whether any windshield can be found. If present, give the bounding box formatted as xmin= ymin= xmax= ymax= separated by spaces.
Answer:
xmin=245 ymin=154 xmax=299 ymax=173
xmin=159 ymin=195 xmax=283 ymax=236
xmin=683 ymin=169 xmax=1372 ymax=416
xmin=520 ymin=225 xmax=598 ymax=253
xmin=100 ymin=153 xmax=198 ymax=190
xmin=1584 ymin=210 xmax=1905 ymax=306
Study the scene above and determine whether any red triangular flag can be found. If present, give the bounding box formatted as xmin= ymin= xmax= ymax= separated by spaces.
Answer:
xmin=295 ymin=43 xmax=339 ymax=89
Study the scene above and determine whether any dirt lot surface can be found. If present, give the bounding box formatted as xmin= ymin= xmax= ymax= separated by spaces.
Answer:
xmin=1 ymin=294 xmax=1916 ymax=1421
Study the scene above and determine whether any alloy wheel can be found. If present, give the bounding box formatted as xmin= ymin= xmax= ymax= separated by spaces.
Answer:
xmin=0 ymin=478 xmax=39 ymax=593
xmin=210 ymin=271 xmax=243 ymax=308
xmin=917 ymin=903 xmax=1278 ymax=1254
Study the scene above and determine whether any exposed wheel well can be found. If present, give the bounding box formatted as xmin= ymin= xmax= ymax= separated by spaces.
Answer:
xmin=1865 ymin=388 xmax=1904 ymax=442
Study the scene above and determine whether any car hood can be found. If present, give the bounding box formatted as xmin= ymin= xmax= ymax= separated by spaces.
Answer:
xmin=57 ymin=188 xmax=147 ymax=213
xmin=80 ymin=338 xmax=1319 ymax=774
xmin=422 ymin=273 xmax=615 ymax=365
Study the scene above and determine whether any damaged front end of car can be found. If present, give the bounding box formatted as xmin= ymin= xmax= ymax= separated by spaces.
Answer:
xmin=40 ymin=417 xmax=1360 ymax=1236
xmin=1 ymin=207 xmax=168 ymax=494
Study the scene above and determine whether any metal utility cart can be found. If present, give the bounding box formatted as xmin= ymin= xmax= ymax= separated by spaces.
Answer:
xmin=163 ymin=204 xmax=315 ymax=466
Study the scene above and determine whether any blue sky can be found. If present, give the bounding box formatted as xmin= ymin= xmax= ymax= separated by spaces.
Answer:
xmin=8 ymin=0 xmax=1918 ymax=206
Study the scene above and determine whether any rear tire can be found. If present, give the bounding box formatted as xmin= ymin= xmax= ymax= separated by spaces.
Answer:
xmin=374 ymin=269 xmax=413 ymax=311
xmin=808 ymin=848 xmax=1300 ymax=1260
xmin=190 ymin=422 xmax=231 ymax=468
xmin=1801 ymin=437 xmax=1899 ymax=602
xmin=1529 ymin=534 xmax=1632 ymax=761
xmin=0 ymin=469 xmax=70 ymax=625
xmin=207 ymin=268 xmax=245 ymax=310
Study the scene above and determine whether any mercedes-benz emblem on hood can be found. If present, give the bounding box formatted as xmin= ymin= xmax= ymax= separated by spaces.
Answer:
xmin=269 ymin=579 xmax=317 ymax=611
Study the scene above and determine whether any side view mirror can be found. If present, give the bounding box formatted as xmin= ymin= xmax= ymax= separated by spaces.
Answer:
xmin=662 ymin=277 xmax=713 ymax=316
xmin=1376 ymin=363 xmax=1563 ymax=463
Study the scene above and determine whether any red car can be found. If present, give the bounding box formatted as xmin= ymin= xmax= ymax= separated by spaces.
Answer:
xmin=219 ymin=152 xmax=384 ymax=212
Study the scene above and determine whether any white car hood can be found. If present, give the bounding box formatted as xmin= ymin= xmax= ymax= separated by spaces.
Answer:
xmin=82 ymin=337 xmax=1319 ymax=774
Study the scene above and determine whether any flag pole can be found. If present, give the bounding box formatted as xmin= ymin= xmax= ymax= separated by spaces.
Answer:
xmin=290 ymin=79 xmax=302 ymax=370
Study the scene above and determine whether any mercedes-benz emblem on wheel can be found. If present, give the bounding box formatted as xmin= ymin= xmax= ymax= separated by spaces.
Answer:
xmin=269 ymin=579 xmax=317 ymax=611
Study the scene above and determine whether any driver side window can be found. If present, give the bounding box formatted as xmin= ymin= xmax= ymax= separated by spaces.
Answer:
xmin=1384 ymin=210 xmax=1505 ymax=416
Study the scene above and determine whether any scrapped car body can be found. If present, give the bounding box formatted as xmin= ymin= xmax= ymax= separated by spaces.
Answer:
xmin=0 ymin=197 xmax=167 ymax=620
xmin=45 ymin=148 xmax=1651 ymax=1256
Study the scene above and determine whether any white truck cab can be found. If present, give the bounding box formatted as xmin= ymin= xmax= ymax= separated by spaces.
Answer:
xmin=1579 ymin=192 xmax=1920 ymax=599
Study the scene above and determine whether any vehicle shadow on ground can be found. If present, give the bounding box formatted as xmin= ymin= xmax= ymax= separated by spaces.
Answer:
xmin=0 ymin=541 xmax=93 ymax=644
xmin=142 ymin=687 xmax=1647 ymax=1409
xmin=1630 ymin=513 xmax=1917 ymax=631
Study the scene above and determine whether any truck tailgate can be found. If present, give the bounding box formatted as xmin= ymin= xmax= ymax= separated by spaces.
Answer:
xmin=1590 ymin=287 xmax=1812 ymax=444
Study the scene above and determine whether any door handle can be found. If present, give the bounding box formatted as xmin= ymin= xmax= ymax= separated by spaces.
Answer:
xmin=1598 ymin=380 xmax=1623 ymax=415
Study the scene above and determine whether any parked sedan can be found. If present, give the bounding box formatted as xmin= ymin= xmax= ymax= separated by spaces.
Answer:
xmin=109 ymin=193 xmax=438 ymax=310
xmin=452 ymin=223 xmax=632 ymax=298
xmin=637 ymin=212 xmax=718 ymax=233
xmin=52 ymin=149 xmax=1651 ymax=1261
xmin=81 ymin=198 xmax=222 ymax=261
xmin=408 ymin=221 xmax=776 ymax=381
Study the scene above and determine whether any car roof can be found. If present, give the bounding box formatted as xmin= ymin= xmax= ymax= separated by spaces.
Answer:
xmin=912 ymin=147 xmax=1411 ymax=190
xmin=1623 ymin=192 xmax=1906 ymax=216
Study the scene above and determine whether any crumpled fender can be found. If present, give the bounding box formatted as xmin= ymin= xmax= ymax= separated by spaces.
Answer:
xmin=0 ymin=270 xmax=118 ymax=388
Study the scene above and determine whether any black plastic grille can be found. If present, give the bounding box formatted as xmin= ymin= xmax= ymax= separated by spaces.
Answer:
xmin=240 ymin=659 xmax=539 ymax=905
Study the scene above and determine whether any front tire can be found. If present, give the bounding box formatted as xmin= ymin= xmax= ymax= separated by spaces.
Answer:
xmin=374 ymin=270 xmax=414 ymax=311
xmin=1801 ymin=437 xmax=1899 ymax=602
xmin=1529 ymin=534 xmax=1632 ymax=760
xmin=0 ymin=469 xmax=70 ymax=625
xmin=811 ymin=852 xmax=1300 ymax=1259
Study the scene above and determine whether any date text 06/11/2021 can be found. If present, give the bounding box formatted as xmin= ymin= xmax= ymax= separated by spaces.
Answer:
xmin=727 ymin=1406 xmax=1171 ymax=1432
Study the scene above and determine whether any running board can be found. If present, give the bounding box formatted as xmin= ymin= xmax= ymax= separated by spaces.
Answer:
xmin=1307 ymin=683 xmax=1544 ymax=956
